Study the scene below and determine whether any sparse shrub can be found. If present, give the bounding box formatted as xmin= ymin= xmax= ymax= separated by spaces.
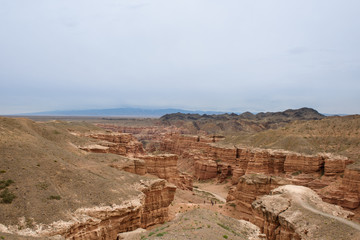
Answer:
xmin=291 ymin=171 xmax=302 ymax=176
xmin=0 ymin=170 xmax=6 ymax=174
xmin=217 ymin=223 xmax=230 ymax=231
xmin=223 ymin=235 xmax=228 ymax=239
xmin=48 ymin=195 xmax=61 ymax=200
xmin=36 ymin=182 xmax=49 ymax=190
xmin=53 ymin=130 xmax=60 ymax=134
xmin=0 ymin=188 xmax=16 ymax=204
xmin=229 ymin=203 xmax=236 ymax=208
xmin=0 ymin=179 xmax=14 ymax=190
xmin=148 ymin=232 xmax=155 ymax=237
xmin=156 ymin=232 xmax=167 ymax=237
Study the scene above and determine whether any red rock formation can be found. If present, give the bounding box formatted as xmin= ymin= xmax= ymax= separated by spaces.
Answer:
xmin=227 ymin=174 xmax=289 ymax=221
xmin=139 ymin=154 xmax=178 ymax=180
xmin=245 ymin=150 xmax=286 ymax=175
xmin=111 ymin=159 xmax=147 ymax=175
xmin=138 ymin=154 xmax=193 ymax=190
xmin=320 ymin=167 xmax=360 ymax=209
xmin=58 ymin=179 xmax=176 ymax=240
xmin=194 ymin=160 xmax=218 ymax=180
xmin=252 ymin=185 xmax=358 ymax=240
xmin=324 ymin=157 xmax=348 ymax=176
xmin=284 ymin=154 xmax=325 ymax=174
xmin=89 ymin=133 xmax=145 ymax=157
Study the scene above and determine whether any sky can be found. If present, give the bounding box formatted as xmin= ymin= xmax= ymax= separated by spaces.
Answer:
xmin=0 ymin=0 xmax=360 ymax=115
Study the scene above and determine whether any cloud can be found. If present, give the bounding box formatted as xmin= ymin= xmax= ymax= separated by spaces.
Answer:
xmin=0 ymin=0 xmax=360 ymax=114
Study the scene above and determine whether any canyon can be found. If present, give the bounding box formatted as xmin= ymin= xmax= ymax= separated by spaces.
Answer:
xmin=1 ymin=113 xmax=360 ymax=240
xmin=89 ymin=123 xmax=360 ymax=239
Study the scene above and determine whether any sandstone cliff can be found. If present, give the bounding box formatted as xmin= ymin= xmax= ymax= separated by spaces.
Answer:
xmin=252 ymin=185 xmax=360 ymax=240
xmin=227 ymin=174 xmax=290 ymax=222
xmin=0 ymin=118 xmax=177 ymax=240
xmin=80 ymin=132 xmax=145 ymax=157
xmin=320 ymin=166 xmax=360 ymax=210
xmin=138 ymin=154 xmax=193 ymax=190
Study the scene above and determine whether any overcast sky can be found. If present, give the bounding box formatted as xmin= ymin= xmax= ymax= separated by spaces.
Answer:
xmin=1 ymin=0 xmax=359 ymax=114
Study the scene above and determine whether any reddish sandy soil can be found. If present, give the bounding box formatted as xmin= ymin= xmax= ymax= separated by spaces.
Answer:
xmin=168 ymin=180 xmax=243 ymax=221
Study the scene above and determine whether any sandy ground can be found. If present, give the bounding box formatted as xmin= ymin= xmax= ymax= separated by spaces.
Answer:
xmin=168 ymin=180 xmax=243 ymax=221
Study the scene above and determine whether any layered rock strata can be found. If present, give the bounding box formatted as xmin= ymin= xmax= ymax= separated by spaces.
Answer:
xmin=81 ymin=132 xmax=193 ymax=190
xmin=138 ymin=154 xmax=193 ymax=190
xmin=2 ymin=179 xmax=176 ymax=240
xmin=320 ymin=167 xmax=360 ymax=209
xmin=80 ymin=133 xmax=145 ymax=157
xmin=227 ymin=174 xmax=290 ymax=221
xmin=159 ymin=134 xmax=351 ymax=188
xmin=252 ymin=185 xmax=359 ymax=240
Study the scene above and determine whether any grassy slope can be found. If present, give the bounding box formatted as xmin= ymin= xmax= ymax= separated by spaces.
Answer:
xmin=142 ymin=209 xmax=259 ymax=240
xmin=0 ymin=117 xmax=147 ymax=226
xmin=219 ymin=115 xmax=360 ymax=161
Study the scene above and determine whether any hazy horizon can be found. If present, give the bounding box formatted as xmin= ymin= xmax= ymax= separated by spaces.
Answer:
xmin=1 ymin=0 xmax=360 ymax=115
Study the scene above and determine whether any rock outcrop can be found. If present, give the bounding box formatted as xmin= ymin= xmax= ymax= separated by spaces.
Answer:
xmin=227 ymin=174 xmax=290 ymax=221
xmin=81 ymin=132 xmax=193 ymax=190
xmin=80 ymin=133 xmax=145 ymax=157
xmin=252 ymin=185 xmax=360 ymax=240
xmin=138 ymin=154 xmax=193 ymax=190
xmin=158 ymin=134 xmax=351 ymax=185
xmin=320 ymin=166 xmax=360 ymax=209
xmin=3 ymin=179 xmax=176 ymax=240
xmin=111 ymin=158 xmax=147 ymax=176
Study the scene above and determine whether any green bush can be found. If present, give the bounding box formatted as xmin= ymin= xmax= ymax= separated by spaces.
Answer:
xmin=0 ymin=179 xmax=14 ymax=190
xmin=156 ymin=232 xmax=167 ymax=237
xmin=48 ymin=195 xmax=61 ymax=200
xmin=0 ymin=188 xmax=16 ymax=204
xmin=223 ymin=235 xmax=228 ymax=239
xmin=291 ymin=171 xmax=302 ymax=176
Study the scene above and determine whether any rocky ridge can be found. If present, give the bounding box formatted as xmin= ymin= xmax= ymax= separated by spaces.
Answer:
xmin=0 ymin=118 xmax=176 ymax=240
xmin=154 ymin=133 xmax=360 ymax=211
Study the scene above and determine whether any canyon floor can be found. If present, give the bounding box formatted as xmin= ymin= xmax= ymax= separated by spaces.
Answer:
xmin=1 ymin=109 xmax=360 ymax=240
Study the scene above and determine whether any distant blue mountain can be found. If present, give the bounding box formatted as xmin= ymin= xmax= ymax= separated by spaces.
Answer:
xmin=20 ymin=107 xmax=226 ymax=117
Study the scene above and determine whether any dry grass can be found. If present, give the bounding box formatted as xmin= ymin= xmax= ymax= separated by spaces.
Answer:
xmin=219 ymin=115 xmax=360 ymax=162
xmin=0 ymin=117 xmax=151 ymax=227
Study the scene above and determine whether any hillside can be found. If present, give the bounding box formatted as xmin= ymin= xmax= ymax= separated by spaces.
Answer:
xmin=219 ymin=115 xmax=360 ymax=161
xmin=0 ymin=117 xmax=171 ymax=239
xmin=160 ymin=107 xmax=325 ymax=134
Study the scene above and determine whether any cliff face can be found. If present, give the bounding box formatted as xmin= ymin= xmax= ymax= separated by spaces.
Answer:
xmin=320 ymin=167 xmax=360 ymax=209
xmin=227 ymin=174 xmax=289 ymax=221
xmin=158 ymin=134 xmax=359 ymax=212
xmin=79 ymin=132 xmax=193 ymax=190
xmin=81 ymin=133 xmax=145 ymax=157
xmin=158 ymin=134 xmax=350 ymax=183
xmin=113 ymin=159 xmax=147 ymax=176
xmin=138 ymin=154 xmax=193 ymax=190
xmin=54 ymin=179 xmax=176 ymax=240
xmin=252 ymin=185 xmax=359 ymax=240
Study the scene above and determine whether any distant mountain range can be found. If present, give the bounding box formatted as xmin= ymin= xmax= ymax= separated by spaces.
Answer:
xmin=18 ymin=108 xmax=226 ymax=117
xmin=161 ymin=107 xmax=325 ymax=121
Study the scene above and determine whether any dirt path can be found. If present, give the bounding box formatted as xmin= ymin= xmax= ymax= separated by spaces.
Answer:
xmin=294 ymin=196 xmax=360 ymax=231
xmin=194 ymin=188 xmax=226 ymax=202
